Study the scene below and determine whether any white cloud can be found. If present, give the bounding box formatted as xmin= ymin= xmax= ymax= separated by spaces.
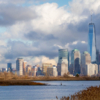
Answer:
xmin=81 ymin=41 xmax=86 ymax=44
xmin=72 ymin=41 xmax=78 ymax=45
xmin=41 ymin=56 xmax=57 ymax=66
xmin=54 ymin=44 xmax=63 ymax=49
xmin=0 ymin=0 xmax=100 ymax=68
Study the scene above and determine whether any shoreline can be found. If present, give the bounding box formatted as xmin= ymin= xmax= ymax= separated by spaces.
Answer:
xmin=0 ymin=80 xmax=46 ymax=86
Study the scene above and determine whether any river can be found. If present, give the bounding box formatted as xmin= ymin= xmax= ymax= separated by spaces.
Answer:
xmin=0 ymin=81 xmax=100 ymax=100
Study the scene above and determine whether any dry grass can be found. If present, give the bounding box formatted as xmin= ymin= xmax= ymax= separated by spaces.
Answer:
xmin=0 ymin=80 xmax=46 ymax=86
xmin=0 ymin=72 xmax=100 ymax=81
xmin=60 ymin=86 xmax=100 ymax=100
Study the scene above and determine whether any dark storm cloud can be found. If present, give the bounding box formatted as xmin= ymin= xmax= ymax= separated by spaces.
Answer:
xmin=24 ymin=31 xmax=57 ymax=40
xmin=4 ymin=40 xmax=58 ymax=59
xmin=0 ymin=4 xmax=37 ymax=26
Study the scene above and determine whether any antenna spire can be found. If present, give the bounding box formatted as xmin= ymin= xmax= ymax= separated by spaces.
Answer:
xmin=91 ymin=10 xmax=93 ymax=23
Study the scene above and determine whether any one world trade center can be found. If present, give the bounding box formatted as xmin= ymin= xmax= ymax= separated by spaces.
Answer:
xmin=88 ymin=22 xmax=96 ymax=63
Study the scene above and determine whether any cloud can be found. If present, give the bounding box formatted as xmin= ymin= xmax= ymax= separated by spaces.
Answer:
xmin=0 ymin=0 xmax=100 ymax=68
xmin=54 ymin=44 xmax=63 ymax=49
xmin=0 ymin=4 xmax=37 ymax=26
xmin=0 ymin=0 xmax=48 ymax=4
xmin=41 ymin=56 xmax=57 ymax=66
xmin=72 ymin=41 xmax=78 ymax=45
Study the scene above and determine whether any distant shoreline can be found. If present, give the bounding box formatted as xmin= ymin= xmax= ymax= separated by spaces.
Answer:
xmin=27 ymin=76 xmax=100 ymax=81
xmin=0 ymin=80 xmax=46 ymax=86
xmin=2 ymin=77 xmax=100 ymax=81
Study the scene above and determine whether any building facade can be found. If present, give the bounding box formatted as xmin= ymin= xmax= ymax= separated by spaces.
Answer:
xmin=16 ymin=58 xmax=24 ymax=75
xmin=85 ymin=63 xmax=98 ymax=76
xmin=57 ymin=49 xmax=69 ymax=76
xmin=7 ymin=63 xmax=12 ymax=72
xmin=26 ymin=65 xmax=32 ymax=76
xmin=81 ymin=51 xmax=91 ymax=75
xmin=70 ymin=49 xmax=81 ymax=75
xmin=42 ymin=63 xmax=53 ymax=75
xmin=58 ymin=49 xmax=69 ymax=67
xmin=47 ymin=66 xmax=58 ymax=77
xmin=23 ymin=61 xmax=27 ymax=75
xmin=88 ymin=23 xmax=96 ymax=63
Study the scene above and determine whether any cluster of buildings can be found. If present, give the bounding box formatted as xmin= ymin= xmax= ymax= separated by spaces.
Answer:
xmin=57 ymin=22 xmax=100 ymax=77
xmin=0 ymin=21 xmax=100 ymax=77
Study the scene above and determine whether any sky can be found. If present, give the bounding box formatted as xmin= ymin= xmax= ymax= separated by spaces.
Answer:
xmin=0 ymin=0 xmax=100 ymax=68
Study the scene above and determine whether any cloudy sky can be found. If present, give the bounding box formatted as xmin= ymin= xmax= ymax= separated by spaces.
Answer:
xmin=0 ymin=0 xmax=100 ymax=68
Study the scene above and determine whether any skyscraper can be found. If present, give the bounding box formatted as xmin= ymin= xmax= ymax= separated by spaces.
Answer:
xmin=7 ymin=63 xmax=12 ymax=72
xmin=58 ymin=49 xmax=69 ymax=65
xmin=16 ymin=58 xmax=24 ymax=75
xmin=88 ymin=23 xmax=96 ymax=63
xmin=81 ymin=51 xmax=91 ymax=75
xmin=57 ymin=49 xmax=69 ymax=76
xmin=23 ymin=61 xmax=27 ymax=75
xmin=71 ymin=49 xmax=81 ymax=75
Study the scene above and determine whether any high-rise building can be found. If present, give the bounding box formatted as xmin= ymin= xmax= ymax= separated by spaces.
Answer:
xmin=23 ymin=61 xmax=27 ymax=75
xmin=7 ymin=63 xmax=12 ymax=72
xmin=71 ymin=49 xmax=81 ymax=75
xmin=57 ymin=49 xmax=68 ymax=76
xmin=88 ymin=23 xmax=96 ymax=63
xmin=81 ymin=51 xmax=91 ymax=75
xmin=58 ymin=49 xmax=69 ymax=66
xmin=26 ymin=65 xmax=32 ymax=76
xmin=16 ymin=58 xmax=24 ymax=75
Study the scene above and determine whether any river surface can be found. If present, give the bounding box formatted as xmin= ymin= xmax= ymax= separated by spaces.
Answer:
xmin=0 ymin=81 xmax=100 ymax=100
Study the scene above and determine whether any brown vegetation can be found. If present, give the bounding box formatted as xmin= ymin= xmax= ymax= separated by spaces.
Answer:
xmin=0 ymin=72 xmax=100 ymax=81
xmin=60 ymin=86 xmax=100 ymax=100
xmin=0 ymin=80 xmax=46 ymax=86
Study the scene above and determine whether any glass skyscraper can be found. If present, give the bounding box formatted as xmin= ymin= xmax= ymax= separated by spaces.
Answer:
xmin=88 ymin=23 xmax=96 ymax=63
xmin=71 ymin=49 xmax=81 ymax=75
xmin=58 ymin=49 xmax=69 ymax=65
xmin=7 ymin=63 xmax=12 ymax=72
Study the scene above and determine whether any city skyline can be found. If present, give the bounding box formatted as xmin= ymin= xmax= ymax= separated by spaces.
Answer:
xmin=0 ymin=0 xmax=100 ymax=68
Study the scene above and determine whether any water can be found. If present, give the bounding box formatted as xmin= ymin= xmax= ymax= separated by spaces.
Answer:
xmin=0 ymin=81 xmax=100 ymax=100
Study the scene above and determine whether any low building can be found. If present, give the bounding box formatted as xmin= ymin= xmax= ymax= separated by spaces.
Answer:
xmin=57 ymin=63 xmax=68 ymax=76
xmin=85 ymin=63 xmax=98 ymax=76
xmin=47 ymin=66 xmax=58 ymax=77
xmin=42 ymin=63 xmax=53 ymax=75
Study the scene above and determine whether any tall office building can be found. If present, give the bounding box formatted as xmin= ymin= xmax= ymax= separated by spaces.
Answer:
xmin=23 ymin=61 xmax=27 ymax=75
xmin=7 ymin=63 xmax=12 ymax=72
xmin=71 ymin=49 xmax=81 ymax=75
xmin=26 ymin=65 xmax=32 ymax=76
xmin=16 ymin=58 xmax=24 ymax=75
xmin=88 ymin=23 xmax=96 ymax=63
xmin=57 ymin=49 xmax=68 ymax=76
xmin=58 ymin=49 xmax=69 ymax=66
xmin=81 ymin=51 xmax=91 ymax=75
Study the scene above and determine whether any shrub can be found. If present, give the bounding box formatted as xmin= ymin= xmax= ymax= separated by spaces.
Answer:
xmin=76 ymin=74 xmax=79 ymax=77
